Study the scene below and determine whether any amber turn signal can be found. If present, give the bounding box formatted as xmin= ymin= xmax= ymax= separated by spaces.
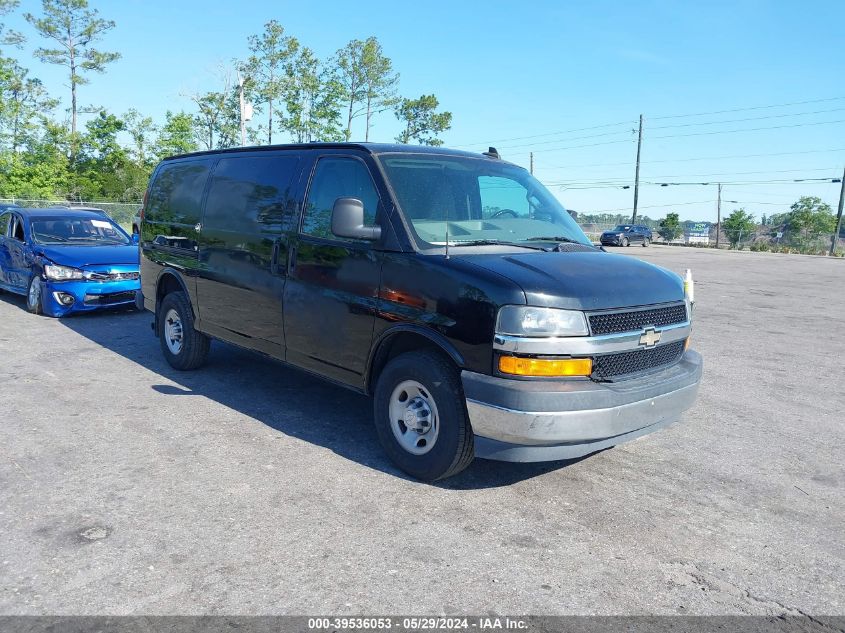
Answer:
xmin=499 ymin=356 xmax=593 ymax=377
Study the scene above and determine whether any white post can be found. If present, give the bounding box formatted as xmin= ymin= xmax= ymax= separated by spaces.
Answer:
xmin=238 ymin=71 xmax=246 ymax=147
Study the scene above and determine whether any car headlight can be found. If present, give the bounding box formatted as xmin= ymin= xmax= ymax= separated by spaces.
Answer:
xmin=496 ymin=306 xmax=589 ymax=337
xmin=43 ymin=264 xmax=84 ymax=281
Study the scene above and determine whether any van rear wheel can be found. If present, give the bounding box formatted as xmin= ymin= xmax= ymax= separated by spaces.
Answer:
xmin=374 ymin=350 xmax=474 ymax=481
xmin=158 ymin=291 xmax=210 ymax=370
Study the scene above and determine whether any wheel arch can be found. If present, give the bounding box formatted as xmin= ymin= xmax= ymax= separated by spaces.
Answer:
xmin=154 ymin=268 xmax=193 ymax=334
xmin=365 ymin=325 xmax=465 ymax=395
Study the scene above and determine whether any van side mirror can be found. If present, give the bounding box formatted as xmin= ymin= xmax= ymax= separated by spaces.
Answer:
xmin=331 ymin=197 xmax=381 ymax=240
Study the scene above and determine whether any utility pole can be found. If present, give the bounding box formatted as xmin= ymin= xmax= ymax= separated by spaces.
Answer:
xmin=830 ymin=166 xmax=845 ymax=256
xmin=529 ymin=152 xmax=534 ymax=175
xmin=716 ymin=183 xmax=722 ymax=249
xmin=632 ymin=114 xmax=643 ymax=223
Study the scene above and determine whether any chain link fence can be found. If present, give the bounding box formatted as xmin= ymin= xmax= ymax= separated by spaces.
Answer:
xmin=0 ymin=198 xmax=141 ymax=229
xmin=578 ymin=222 xmax=844 ymax=256
xmin=717 ymin=227 xmax=844 ymax=256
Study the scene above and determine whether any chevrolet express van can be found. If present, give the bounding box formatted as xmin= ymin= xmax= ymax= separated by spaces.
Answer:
xmin=139 ymin=143 xmax=702 ymax=480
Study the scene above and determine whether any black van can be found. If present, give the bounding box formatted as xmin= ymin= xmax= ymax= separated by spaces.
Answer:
xmin=139 ymin=143 xmax=702 ymax=480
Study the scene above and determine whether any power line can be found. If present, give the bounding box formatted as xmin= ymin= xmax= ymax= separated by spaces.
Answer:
xmin=533 ymin=147 xmax=845 ymax=171
xmin=489 ymin=127 xmax=635 ymax=151
xmin=551 ymin=177 xmax=840 ymax=190
xmin=648 ymin=107 xmax=845 ymax=130
xmin=464 ymin=97 xmax=845 ymax=150
xmin=649 ymin=96 xmax=845 ymax=121
xmin=457 ymin=120 xmax=635 ymax=148
xmin=648 ymin=119 xmax=845 ymax=141
xmin=507 ymin=119 xmax=845 ymax=156
xmin=506 ymin=108 xmax=845 ymax=152
xmin=547 ymin=166 xmax=841 ymax=185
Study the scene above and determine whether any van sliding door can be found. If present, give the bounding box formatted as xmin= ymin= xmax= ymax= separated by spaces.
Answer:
xmin=195 ymin=154 xmax=300 ymax=355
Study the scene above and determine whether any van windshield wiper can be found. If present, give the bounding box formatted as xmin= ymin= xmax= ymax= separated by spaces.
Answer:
xmin=449 ymin=239 xmax=547 ymax=250
xmin=525 ymin=236 xmax=588 ymax=245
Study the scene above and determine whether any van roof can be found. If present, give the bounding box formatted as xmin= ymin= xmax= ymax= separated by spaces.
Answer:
xmin=162 ymin=142 xmax=514 ymax=164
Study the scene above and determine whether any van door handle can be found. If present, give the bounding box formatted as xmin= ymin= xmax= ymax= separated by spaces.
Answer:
xmin=270 ymin=238 xmax=281 ymax=275
xmin=288 ymin=244 xmax=297 ymax=272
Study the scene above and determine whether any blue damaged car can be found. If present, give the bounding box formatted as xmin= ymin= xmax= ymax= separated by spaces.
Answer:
xmin=0 ymin=207 xmax=140 ymax=317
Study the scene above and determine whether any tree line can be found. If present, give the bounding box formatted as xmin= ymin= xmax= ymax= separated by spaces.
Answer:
xmin=0 ymin=0 xmax=453 ymax=202
xmin=581 ymin=197 xmax=839 ymax=251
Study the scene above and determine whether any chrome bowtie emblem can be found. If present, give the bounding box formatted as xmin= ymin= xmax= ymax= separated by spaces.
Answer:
xmin=638 ymin=327 xmax=661 ymax=348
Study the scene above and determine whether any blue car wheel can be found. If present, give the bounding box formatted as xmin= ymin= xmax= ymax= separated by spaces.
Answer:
xmin=26 ymin=275 xmax=43 ymax=316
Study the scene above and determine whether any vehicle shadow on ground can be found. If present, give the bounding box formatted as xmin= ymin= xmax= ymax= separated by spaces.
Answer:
xmin=45 ymin=304 xmax=585 ymax=489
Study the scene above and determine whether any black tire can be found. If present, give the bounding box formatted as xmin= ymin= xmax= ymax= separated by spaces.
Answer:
xmin=621 ymin=237 xmax=629 ymax=247
xmin=26 ymin=274 xmax=43 ymax=315
xmin=642 ymin=238 xmax=650 ymax=247
xmin=374 ymin=350 xmax=474 ymax=481
xmin=158 ymin=291 xmax=210 ymax=370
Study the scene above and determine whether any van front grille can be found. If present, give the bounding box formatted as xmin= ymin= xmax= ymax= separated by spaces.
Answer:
xmin=592 ymin=340 xmax=685 ymax=380
xmin=589 ymin=303 xmax=687 ymax=336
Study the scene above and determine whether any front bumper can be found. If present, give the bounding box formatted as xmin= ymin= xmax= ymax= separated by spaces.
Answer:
xmin=42 ymin=278 xmax=141 ymax=317
xmin=461 ymin=350 xmax=702 ymax=462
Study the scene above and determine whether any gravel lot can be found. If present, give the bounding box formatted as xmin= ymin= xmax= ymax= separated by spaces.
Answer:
xmin=0 ymin=246 xmax=842 ymax=615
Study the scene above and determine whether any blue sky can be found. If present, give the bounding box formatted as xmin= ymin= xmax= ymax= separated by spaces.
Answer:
xmin=5 ymin=0 xmax=845 ymax=220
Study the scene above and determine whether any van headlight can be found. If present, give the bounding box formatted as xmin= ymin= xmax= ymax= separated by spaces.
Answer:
xmin=43 ymin=264 xmax=84 ymax=281
xmin=495 ymin=306 xmax=589 ymax=337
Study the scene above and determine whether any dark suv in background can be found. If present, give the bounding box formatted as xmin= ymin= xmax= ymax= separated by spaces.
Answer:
xmin=600 ymin=224 xmax=653 ymax=247
xmin=139 ymin=143 xmax=701 ymax=480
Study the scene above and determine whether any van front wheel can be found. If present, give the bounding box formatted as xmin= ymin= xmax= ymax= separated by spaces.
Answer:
xmin=158 ymin=291 xmax=210 ymax=370
xmin=374 ymin=350 xmax=474 ymax=481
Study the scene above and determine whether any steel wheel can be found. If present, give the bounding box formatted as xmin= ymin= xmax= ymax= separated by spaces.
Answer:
xmin=163 ymin=308 xmax=184 ymax=355
xmin=622 ymin=237 xmax=629 ymax=247
xmin=388 ymin=379 xmax=440 ymax=455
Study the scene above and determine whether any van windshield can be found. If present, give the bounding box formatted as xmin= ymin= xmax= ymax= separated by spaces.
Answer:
xmin=377 ymin=154 xmax=591 ymax=248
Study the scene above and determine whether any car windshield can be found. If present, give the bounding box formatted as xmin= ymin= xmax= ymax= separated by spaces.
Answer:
xmin=377 ymin=154 xmax=591 ymax=248
xmin=30 ymin=216 xmax=130 ymax=245
xmin=613 ymin=225 xmax=633 ymax=232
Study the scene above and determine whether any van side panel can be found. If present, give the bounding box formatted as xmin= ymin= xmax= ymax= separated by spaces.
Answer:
xmin=140 ymin=158 xmax=215 ymax=312
xmin=373 ymin=253 xmax=526 ymax=378
xmin=194 ymin=152 xmax=302 ymax=356
xmin=282 ymin=150 xmax=384 ymax=388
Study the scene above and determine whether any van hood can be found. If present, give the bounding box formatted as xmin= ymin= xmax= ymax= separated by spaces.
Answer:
xmin=461 ymin=250 xmax=683 ymax=311
xmin=36 ymin=244 xmax=139 ymax=268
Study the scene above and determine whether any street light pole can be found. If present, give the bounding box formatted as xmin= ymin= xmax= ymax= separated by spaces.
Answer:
xmin=715 ymin=183 xmax=722 ymax=249
xmin=830 ymin=166 xmax=845 ymax=256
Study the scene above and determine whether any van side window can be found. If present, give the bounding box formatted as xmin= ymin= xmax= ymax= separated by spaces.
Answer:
xmin=0 ymin=213 xmax=9 ymax=237
xmin=204 ymin=155 xmax=300 ymax=233
xmin=147 ymin=160 xmax=212 ymax=225
xmin=302 ymin=158 xmax=379 ymax=239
